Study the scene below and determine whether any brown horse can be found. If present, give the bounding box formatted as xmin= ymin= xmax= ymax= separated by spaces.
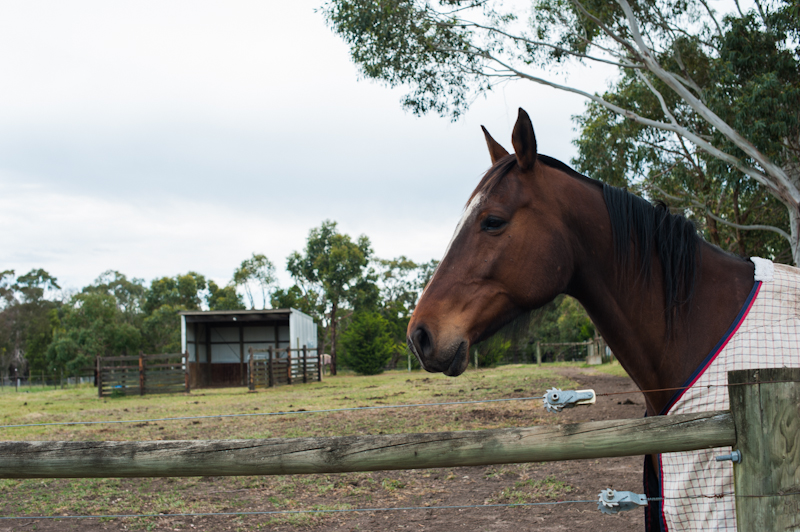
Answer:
xmin=407 ymin=108 xmax=756 ymax=416
xmin=405 ymin=108 xmax=785 ymax=531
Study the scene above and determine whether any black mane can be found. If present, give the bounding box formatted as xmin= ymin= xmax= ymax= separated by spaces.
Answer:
xmin=472 ymin=154 xmax=699 ymax=322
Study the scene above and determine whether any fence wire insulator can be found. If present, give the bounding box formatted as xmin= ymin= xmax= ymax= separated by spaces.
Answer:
xmin=542 ymin=388 xmax=596 ymax=413
xmin=597 ymin=489 xmax=649 ymax=515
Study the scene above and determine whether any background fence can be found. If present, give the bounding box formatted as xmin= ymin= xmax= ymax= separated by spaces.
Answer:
xmin=97 ymin=352 xmax=188 ymax=397
xmin=248 ymin=345 xmax=320 ymax=390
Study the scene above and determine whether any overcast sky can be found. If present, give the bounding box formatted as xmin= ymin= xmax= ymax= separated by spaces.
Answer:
xmin=0 ymin=0 xmax=615 ymax=295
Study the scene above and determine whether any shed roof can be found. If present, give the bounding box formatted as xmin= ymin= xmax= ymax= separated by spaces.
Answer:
xmin=179 ymin=309 xmax=294 ymax=323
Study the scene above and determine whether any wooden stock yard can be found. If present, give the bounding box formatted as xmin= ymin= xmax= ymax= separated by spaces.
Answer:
xmin=2 ymin=368 xmax=798 ymax=531
xmin=248 ymin=345 xmax=321 ymax=390
xmin=97 ymin=352 xmax=189 ymax=397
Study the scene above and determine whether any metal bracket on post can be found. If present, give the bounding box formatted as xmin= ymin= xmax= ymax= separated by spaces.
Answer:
xmin=715 ymin=450 xmax=742 ymax=463
xmin=542 ymin=388 xmax=596 ymax=413
xmin=597 ymin=489 xmax=649 ymax=515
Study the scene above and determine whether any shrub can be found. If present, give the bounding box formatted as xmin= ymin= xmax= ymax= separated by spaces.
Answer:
xmin=341 ymin=312 xmax=394 ymax=375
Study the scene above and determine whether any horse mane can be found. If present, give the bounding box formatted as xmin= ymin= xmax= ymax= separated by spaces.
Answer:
xmin=471 ymin=154 xmax=699 ymax=324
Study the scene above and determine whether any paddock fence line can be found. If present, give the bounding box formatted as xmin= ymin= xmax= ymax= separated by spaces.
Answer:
xmin=1 ymin=368 xmax=797 ymax=531
xmin=97 ymin=352 xmax=189 ymax=398
xmin=0 ymin=369 xmax=94 ymax=392
xmin=247 ymin=345 xmax=320 ymax=391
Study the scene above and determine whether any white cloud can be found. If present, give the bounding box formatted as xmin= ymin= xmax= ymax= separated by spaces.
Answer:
xmin=0 ymin=1 xmax=613 ymax=292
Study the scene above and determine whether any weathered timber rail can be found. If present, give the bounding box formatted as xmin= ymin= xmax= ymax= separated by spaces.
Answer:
xmin=0 ymin=410 xmax=733 ymax=478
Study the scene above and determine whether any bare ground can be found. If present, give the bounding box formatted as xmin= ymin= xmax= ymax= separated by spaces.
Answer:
xmin=0 ymin=367 xmax=648 ymax=532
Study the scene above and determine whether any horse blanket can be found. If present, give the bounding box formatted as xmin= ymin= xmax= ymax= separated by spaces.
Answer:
xmin=645 ymin=258 xmax=800 ymax=531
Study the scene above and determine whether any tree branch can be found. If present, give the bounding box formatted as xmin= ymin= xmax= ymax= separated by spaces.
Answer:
xmin=615 ymin=0 xmax=799 ymax=205
xmin=568 ymin=0 xmax=640 ymax=59
xmin=650 ymin=185 xmax=791 ymax=242
xmin=479 ymin=51 xmax=782 ymax=199
xmin=443 ymin=21 xmax=640 ymax=69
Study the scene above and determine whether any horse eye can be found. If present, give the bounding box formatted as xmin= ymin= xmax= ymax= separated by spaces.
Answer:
xmin=481 ymin=216 xmax=508 ymax=232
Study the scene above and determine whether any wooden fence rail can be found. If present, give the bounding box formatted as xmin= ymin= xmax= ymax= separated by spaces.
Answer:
xmin=0 ymin=411 xmax=732 ymax=478
xmin=97 ymin=352 xmax=189 ymax=398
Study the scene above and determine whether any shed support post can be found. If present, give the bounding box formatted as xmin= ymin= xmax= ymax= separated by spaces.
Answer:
xmin=248 ymin=347 xmax=255 ymax=392
xmin=317 ymin=348 xmax=322 ymax=382
xmin=268 ymin=346 xmax=274 ymax=388
xmin=184 ymin=352 xmax=190 ymax=394
xmin=728 ymin=368 xmax=800 ymax=532
xmin=239 ymin=325 xmax=244 ymax=387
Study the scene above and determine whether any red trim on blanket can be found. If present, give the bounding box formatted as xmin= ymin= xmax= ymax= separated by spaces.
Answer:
xmin=657 ymin=280 xmax=761 ymax=531
xmin=664 ymin=281 xmax=761 ymax=415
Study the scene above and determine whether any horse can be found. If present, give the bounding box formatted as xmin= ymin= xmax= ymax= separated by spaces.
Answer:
xmin=406 ymin=108 xmax=800 ymax=531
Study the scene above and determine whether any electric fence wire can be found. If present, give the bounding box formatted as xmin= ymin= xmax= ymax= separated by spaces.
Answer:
xmin=16 ymin=493 xmax=787 ymax=522
xmin=0 ymin=497 xmax=660 ymax=521
xmin=0 ymin=395 xmax=546 ymax=429
xmin=2 ymin=379 xmax=791 ymax=430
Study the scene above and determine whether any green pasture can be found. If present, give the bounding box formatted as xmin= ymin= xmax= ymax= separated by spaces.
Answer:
xmin=0 ymin=362 xmax=625 ymax=528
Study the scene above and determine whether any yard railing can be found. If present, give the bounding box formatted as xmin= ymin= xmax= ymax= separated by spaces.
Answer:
xmin=97 ymin=352 xmax=189 ymax=398
xmin=2 ymin=367 xmax=797 ymax=531
xmin=247 ymin=345 xmax=321 ymax=391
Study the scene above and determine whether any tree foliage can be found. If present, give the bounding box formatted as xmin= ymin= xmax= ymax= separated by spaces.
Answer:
xmin=233 ymin=253 xmax=277 ymax=309
xmin=322 ymin=0 xmax=800 ymax=263
xmin=340 ymin=311 xmax=395 ymax=375
xmin=287 ymin=220 xmax=372 ymax=374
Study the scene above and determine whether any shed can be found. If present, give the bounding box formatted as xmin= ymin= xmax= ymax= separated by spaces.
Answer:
xmin=180 ymin=309 xmax=318 ymax=388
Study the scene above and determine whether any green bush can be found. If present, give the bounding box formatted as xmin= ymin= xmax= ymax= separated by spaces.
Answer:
xmin=341 ymin=312 xmax=394 ymax=375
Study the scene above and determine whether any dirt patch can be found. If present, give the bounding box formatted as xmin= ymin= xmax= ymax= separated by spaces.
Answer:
xmin=0 ymin=367 xmax=649 ymax=532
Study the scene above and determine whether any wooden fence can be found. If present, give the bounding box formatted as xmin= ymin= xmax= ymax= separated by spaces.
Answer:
xmin=247 ymin=345 xmax=321 ymax=391
xmin=97 ymin=352 xmax=189 ymax=398
xmin=3 ymin=368 xmax=798 ymax=531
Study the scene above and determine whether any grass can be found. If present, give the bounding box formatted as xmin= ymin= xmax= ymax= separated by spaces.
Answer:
xmin=0 ymin=362 xmax=622 ymax=528
xmin=0 ymin=364 xmax=579 ymax=441
xmin=493 ymin=475 xmax=574 ymax=503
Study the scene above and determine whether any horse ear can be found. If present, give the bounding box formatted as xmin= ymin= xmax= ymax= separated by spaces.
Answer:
xmin=481 ymin=126 xmax=509 ymax=164
xmin=511 ymin=108 xmax=537 ymax=171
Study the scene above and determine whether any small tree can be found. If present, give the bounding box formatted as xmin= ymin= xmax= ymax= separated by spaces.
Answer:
xmin=341 ymin=312 xmax=394 ymax=375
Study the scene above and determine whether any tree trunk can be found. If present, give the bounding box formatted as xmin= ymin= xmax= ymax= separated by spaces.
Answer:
xmin=790 ymin=206 xmax=800 ymax=266
xmin=330 ymin=300 xmax=338 ymax=376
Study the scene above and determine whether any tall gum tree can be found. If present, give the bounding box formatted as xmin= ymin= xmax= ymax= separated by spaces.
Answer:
xmin=287 ymin=220 xmax=372 ymax=375
xmin=322 ymin=0 xmax=800 ymax=263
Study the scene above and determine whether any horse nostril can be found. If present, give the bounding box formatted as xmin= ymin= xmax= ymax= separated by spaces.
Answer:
xmin=411 ymin=327 xmax=433 ymax=359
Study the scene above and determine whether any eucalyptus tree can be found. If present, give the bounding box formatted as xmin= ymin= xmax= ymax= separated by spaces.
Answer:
xmin=233 ymin=253 xmax=277 ymax=309
xmin=322 ymin=0 xmax=800 ymax=263
xmin=287 ymin=220 xmax=372 ymax=374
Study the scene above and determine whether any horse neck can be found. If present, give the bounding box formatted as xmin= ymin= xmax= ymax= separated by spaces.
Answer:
xmin=562 ymin=181 xmax=755 ymax=415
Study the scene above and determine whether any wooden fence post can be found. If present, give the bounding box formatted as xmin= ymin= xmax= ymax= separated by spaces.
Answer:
xmin=97 ymin=357 xmax=102 ymax=398
xmin=284 ymin=349 xmax=288 ymax=386
xmin=302 ymin=345 xmax=308 ymax=383
xmin=536 ymin=342 xmax=541 ymax=366
xmin=268 ymin=346 xmax=274 ymax=388
xmin=248 ymin=347 xmax=255 ymax=392
xmin=728 ymin=368 xmax=800 ymax=532
xmin=138 ymin=351 xmax=145 ymax=396
xmin=317 ymin=348 xmax=322 ymax=382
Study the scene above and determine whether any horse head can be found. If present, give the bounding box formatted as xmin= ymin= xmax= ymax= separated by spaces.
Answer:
xmin=407 ymin=108 xmax=588 ymax=376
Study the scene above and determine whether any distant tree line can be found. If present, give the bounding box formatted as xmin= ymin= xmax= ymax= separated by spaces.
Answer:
xmin=1 ymin=219 xmax=597 ymax=382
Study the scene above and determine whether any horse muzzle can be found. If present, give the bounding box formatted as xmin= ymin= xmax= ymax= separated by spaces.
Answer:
xmin=408 ymin=326 xmax=470 ymax=377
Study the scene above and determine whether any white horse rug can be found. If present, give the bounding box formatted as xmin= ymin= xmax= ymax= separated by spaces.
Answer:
xmin=646 ymin=257 xmax=800 ymax=531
